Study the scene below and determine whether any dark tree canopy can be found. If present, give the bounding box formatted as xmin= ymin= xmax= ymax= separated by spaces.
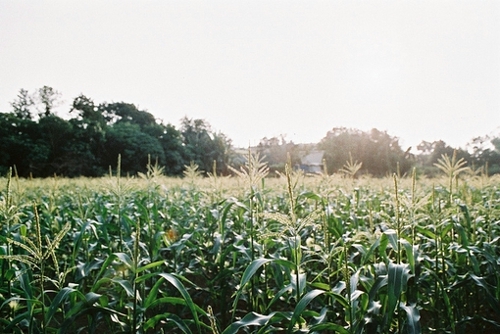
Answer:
xmin=319 ymin=127 xmax=412 ymax=177
xmin=37 ymin=86 xmax=62 ymax=117
xmin=10 ymin=88 xmax=34 ymax=120
xmin=180 ymin=117 xmax=232 ymax=175
xmin=2 ymin=86 xmax=500 ymax=178
xmin=257 ymin=135 xmax=299 ymax=174
xmin=0 ymin=88 xmax=233 ymax=177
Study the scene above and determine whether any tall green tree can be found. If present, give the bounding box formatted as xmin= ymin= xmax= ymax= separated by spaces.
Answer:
xmin=10 ymin=88 xmax=34 ymax=120
xmin=180 ymin=117 xmax=232 ymax=174
xmin=416 ymin=140 xmax=471 ymax=176
xmin=101 ymin=102 xmax=156 ymax=127
xmin=67 ymin=94 xmax=107 ymax=175
xmin=37 ymin=86 xmax=62 ymax=117
xmin=319 ymin=127 xmax=411 ymax=177
xmin=71 ymin=94 xmax=106 ymax=126
xmin=2 ymin=89 xmax=238 ymax=177
xmin=257 ymin=135 xmax=298 ymax=174
xmin=105 ymin=122 xmax=165 ymax=175
xmin=37 ymin=115 xmax=75 ymax=175
xmin=0 ymin=112 xmax=49 ymax=176
xmin=157 ymin=123 xmax=187 ymax=175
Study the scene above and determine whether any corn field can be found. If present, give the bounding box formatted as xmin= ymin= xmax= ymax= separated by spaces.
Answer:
xmin=1 ymin=156 xmax=500 ymax=333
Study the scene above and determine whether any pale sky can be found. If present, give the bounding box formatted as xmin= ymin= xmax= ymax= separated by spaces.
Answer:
xmin=1 ymin=1 xmax=499 ymax=150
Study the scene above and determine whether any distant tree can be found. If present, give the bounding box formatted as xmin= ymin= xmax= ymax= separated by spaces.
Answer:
xmin=10 ymin=88 xmax=34 ymax=119
xmin=416 ymin=140 xmax=471 ymax=176
xmin=210 ymin=131 xmax=232 ymax=175
xmin=483 ymin=137 xmax=500 ymax=174
xmin=37 ymin=86 xmax=62 ymax=117
xmin=0 ymin=112 xmax=50 ymax=177
xmin=180 ymin=117 xmax=232 ymax=174
xmin=37 ymin=115 xmax=75 ymax=175
xmin=428 ymin=141 xmax=470 ymax=166
xmin=319 ymin=127 xmax=411 ymax=177
xmin=62 ymin=95 xmax=108 ymax=175
xmin=257 ymin=135 xmax=298 ymax=174
xmin=158 ymin=123 xmax=186 ymax=175
xmin=101 ymin=102 xmax=156 ymax=127
xmin=105 ymin=122 xmax=165 ymax=175
xmin=2 ymin=88 xmax=239 ymax=177
xmin=71 ymin=94 xmax=106 ymax=126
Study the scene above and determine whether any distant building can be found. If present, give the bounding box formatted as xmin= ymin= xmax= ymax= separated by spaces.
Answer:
xmin=297 ymin=150 xmax=324 ymax=174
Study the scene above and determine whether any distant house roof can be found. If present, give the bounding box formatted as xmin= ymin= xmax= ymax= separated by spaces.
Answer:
xmin=301 ymin=150 xmax=324 ymax=166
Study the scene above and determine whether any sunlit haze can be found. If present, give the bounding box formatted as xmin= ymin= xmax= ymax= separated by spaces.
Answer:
xmin=1 ymin=1 xmax=499 ymax=150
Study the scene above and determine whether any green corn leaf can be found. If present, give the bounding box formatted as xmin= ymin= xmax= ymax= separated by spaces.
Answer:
xmin=309 ymin=322 xmax=350 ymax=334
xmin=144 ymin=313 xmax=193 ymax=333
xmin=113 ymin=278 xmax=134 ymax=297
xmin=266 ymin=284 xmax=293 ymax=311
xmin=330 ymin=292 xmax=350 ymax=309
xmin=44 ymin=287 xmax=76 ymax=326
xmin=361 ymin=237 xmax=380 ymax=265
xmin=287 ymin=289 xmax=327 ymax=332
xmin=148 ymin=297 xmax=187 ymax=309
xmin=290 ymin=272 xmax=307 ymax=299
xmin=400 ymin=239 xmax=416 ymax=273
xmin=92 ymin=253 xmax=121 ymax=286
xmin=60 ymin=304 xmax=127 ymax=332
xmin=84 ymin=291 xmax=103 ymax=305
xmin=384 ymin=229 xmax=398 ymax=251
xmin=385 ymin=263 xmax=411 ymax=327
xmin=310 ymin=282 xmax=330 ymax=291
xmin=454 ymin=222 xmax=469 ymax=248
xmin=135 ymin=259 xmax=165 ymax=274
xmin=400 ymin=302 xmax=421 ymax=334
xmin=297 ymin=191 xmax=322 ymax=201
xmin=378 ymin=234 xmax=390 ymax=263
xmin=368 ymin=264 xmax=388 ymax=300
xmin=231 ymin=258 xmax=272 ymax=316
xmin=114 ymin=252 xmax=134 ymax=270
xmin=143 ymin=276 xmax=165 ymax=309
xmin=61 ymin=291 xmax=96 ymax=319
xmin=459 ymin=204 xmax=472 ymax=232
xmin=4 ymin=309 xmax=41 ymax=333
xmin=231 ymin=258 xmax=295 ymax=320
xmin=415 ymin=225 xmax=436 ymax=240
xmin=440 ymin=221 xmax=454 ymax=238
xmin=222 ymin=311 xmax=287 ymax=334
xmin=158 ymin=272 xmax=202 ymax=333
xmin=470 ymin=273 xmax=500 ymax=313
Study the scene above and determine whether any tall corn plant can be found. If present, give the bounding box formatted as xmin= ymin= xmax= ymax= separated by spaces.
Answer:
xmin=0 ymin=204 xmax=70 ymax=334
xmin=340 ymin=152 xmax=362 ymax=179
xmin=228 ymin=149 xmax=268 ymax=312
xmin=1 ymin=168 xmax=19 ymax=301
xmin=434 ymin=151 xmax=469 ymax=205
xmin=138 ymin=155 xmax=166 ymax=263
xmin=227 ymin=157 xmax=332 ymax=332
xmin=333 ymin=176 xmax=421 ymax=334
xmin=106 ymin=154 xmax=134 ymax=253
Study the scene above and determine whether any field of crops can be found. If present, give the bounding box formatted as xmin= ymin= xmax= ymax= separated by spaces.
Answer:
xmin=1 ymin=156 xmax=500 ymax=333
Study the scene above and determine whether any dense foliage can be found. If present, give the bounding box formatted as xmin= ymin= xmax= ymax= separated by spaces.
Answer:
xmin=1 ymin=156 xmax=499 ymax=333
xmin=3 ymin=87 xmax=500 ymax=178
xmin=0 ymin=89 xmax=232 ymax=177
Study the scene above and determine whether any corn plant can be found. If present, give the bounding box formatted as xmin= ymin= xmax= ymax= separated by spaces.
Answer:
xmin=1 ymin=163 xmax=499 ymax=333
xmin=0 ymin=204 xmax=70 ymax=333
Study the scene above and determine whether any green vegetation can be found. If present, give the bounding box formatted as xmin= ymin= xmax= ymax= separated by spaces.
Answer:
xmin=1 ymin=88 xmax=231 ymax=177
xmin=1 ymin=154 xmax=499 ymax=333
xmin=3 ymin=87 xmax=500 ymax=178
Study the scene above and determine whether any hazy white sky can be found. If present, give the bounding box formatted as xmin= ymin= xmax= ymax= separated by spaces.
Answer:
xmin=1 ymin=1 xmax=499 ymax=149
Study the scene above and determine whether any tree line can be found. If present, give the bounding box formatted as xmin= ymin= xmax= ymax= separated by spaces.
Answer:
xmin=1 ymin=87 xmax=500 ymax=178
xmin=1 ymin=87 xmax=230 ymax=177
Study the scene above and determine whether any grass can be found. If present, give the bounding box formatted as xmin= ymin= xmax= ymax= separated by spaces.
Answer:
xmin=0 ymin=157 xmax=499 ymax=333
